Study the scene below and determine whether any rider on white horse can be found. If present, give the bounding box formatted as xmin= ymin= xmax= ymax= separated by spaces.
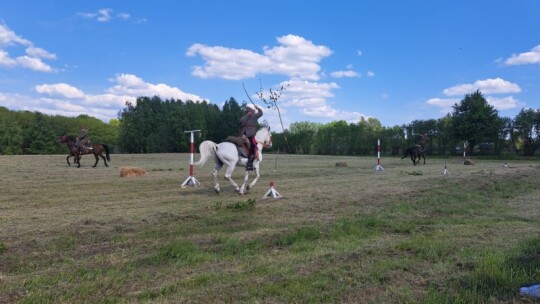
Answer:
xmin=240 ymin=104 xmax=263 ymax=171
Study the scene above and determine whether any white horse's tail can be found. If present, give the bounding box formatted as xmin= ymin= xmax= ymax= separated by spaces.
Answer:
xmin=195 ymin=140 xmax=218 ymax=167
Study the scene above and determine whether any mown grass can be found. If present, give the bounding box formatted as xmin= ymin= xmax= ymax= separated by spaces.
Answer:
xmin=0 ymin=154 xmax=539 ymax=303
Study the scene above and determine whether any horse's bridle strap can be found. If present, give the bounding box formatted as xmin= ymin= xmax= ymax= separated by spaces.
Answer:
xmin=257 ymin=140 xmax=271 ymax=148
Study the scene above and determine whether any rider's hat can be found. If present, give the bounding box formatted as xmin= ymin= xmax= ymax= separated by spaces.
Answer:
xmin=246 ymin=104 xmax=256 ymax=112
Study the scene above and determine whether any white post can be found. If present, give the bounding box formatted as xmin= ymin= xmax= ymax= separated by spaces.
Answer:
xmin=181 ymin=130 xmax=201 ymax=188
xmin=263 ymin=181 xmax=282 ymax=198
xmin=374 ymin=139 xmax=384 ymax=171
xmin=462 ymin=141 xmax=469 ymax=165
xmin=443 ymin=161 xmax=450 ymax=176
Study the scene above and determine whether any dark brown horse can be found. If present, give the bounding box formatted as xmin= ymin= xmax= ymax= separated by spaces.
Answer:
xmin=402 ymin=134 xmax=428 ymax=165
xmin=57 ymin=134 xmax=110 ymax=168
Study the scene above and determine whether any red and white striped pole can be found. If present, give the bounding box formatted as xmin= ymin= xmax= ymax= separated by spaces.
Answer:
xmin=375 ymin=139 xmax=384 ymax=171
xmin=181 ymin=130 xmax=201 ymax=188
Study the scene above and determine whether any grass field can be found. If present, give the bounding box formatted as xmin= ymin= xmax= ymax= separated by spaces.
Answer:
xmin=1 ymin=153 xmax=540 ymax=303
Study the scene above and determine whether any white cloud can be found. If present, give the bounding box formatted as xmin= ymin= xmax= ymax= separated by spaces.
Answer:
xmin=367 ymin=71 xmax=375 ymax=77
xmin=77 ymin=9 xmax=132 ymax=23
xmin=260 ymin=79 xmax=367 ymax=125
xmin=0 ymin=23 xmax=30 ymax=47
xmin=186 ymin=35 xmax=373 ymax=126
xmin=504 ymin=45 xmax=540 ymax=65
xmin=117 ymin=13 xmax=131 ymax=20
xmin=35 ymin=83 xmax=85 ymax=99
xmin=0 ymin=23 xmax=56 ymax=72
xmin=0 ymin=50 xmax=16 ymax=66
xmin=16 ymin=56 xmax=53 ymax=72
xmin=426 ymin=95 xmax=521 ymax=113
xmin=26 ymin=46 xmax=57 ymax=60
xmin=357 ymin=50 xmax=362 ymax=56
xmin=426 ymin=97 xmax=460 ymax=113
xmin=187 ymin=34 xmax=332 ymax=81
xmin=1 ymin=74 xmax=206 ymax=122
xmin=330 ymin=70 xmax=359 ymax=78
xmin=443 ymin=78 xmax=521 ymax=96
xmin=97 ymin=9 xmax=113 ymax=22
xmin=486 ymin=96 xmax=522 ymax=110
xmin=107 ymin=73 xmax=205 ymax=101
xmin=187 ymin=44 xmax=271 ymax=80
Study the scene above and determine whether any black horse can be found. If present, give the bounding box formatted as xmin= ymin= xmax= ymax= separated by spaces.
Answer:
xmin=57 ymin=134 xmax=111 ymax=168
xmin=402 ymin=134 xmax=428 ymax=165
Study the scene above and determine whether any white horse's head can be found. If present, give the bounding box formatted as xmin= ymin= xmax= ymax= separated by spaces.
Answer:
xmin=255 ymin=126 xmax=272 ymax=149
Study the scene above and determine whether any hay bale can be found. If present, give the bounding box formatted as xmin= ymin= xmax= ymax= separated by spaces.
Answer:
xmin=335 ymin=162 xmax=348 ymax=167
xmin=120 ymin=166 xmax=145 ymax=177
xmin=463 ymin=159 xmax=474 ymax=165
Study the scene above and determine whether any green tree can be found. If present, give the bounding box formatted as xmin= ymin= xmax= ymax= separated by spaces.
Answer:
xmin=0 ymin=112 xmax=23 ymax=154
xmin=450 ymin=90 xmax=504 ymax=154
xmin=512 ymin=108 xmax=540 ymax=156
xmin=219 ymin=98 xmax=243 ymax=140
xmin=288 ymin=121 xmax=320 ymax=154
xmin=437 ymin=115 xmax=454 ymax=155
xmin=23 ymin=112 xmax=57 ymax=154
xmin=380 ymin=125 xmax=404 ymax=155
xmin=315 ymin=120 xmax=351 ymax=155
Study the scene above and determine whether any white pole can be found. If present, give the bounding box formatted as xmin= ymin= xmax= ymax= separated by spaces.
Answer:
xmin=462 ymin=141 xmax=469 ymax=164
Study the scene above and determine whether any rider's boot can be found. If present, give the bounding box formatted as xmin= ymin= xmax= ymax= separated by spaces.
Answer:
xmin=246 ymin=155 xmax=254 ymax=171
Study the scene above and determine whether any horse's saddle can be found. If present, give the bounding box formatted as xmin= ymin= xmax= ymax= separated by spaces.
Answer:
xmin=79 ymin=143 xmax=93 ymax=153
xmin=225 ymin=136 xmax=255 ymax=159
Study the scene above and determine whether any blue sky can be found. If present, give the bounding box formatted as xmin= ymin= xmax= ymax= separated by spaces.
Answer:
xmin=1 ymin=1 xmax=539 ymax=131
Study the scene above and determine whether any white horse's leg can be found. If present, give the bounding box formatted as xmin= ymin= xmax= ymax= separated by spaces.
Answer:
xmin=240 ymin=170 xmax=250 ymax=194
xmin=247 ymin=161 xmax=260 ymax=190
xmin=212 ymin=163 xmax=223 ymax=194
xmin=212 ymin=168 xmax=220 ymax=194
xmin=224 ymin=165 xmax=241 ymax=193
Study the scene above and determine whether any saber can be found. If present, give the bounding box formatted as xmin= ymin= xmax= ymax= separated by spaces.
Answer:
xmin=242 ymin=82 xmax=257 ymax=107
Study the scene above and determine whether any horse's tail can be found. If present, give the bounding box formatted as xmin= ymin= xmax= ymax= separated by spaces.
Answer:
xmin=195 ymin=140 xmax=217 ymax=167
xmin=102 ymin=144 xmax=111 ymax=161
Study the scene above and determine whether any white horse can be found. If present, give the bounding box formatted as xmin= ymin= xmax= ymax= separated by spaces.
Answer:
xmin=195 ymin=126 xmax=272 ymax=194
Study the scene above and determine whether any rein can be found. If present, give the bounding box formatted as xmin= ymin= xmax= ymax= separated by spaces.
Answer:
xmin=257 ymin=139 xmax=272 ymax=148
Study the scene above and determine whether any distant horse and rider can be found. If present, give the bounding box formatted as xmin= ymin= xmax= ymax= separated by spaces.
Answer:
xmin=195 ymin=126 xmax=272 ymax=195
xmin=57 ymin=133 xmax=110 ymax=168
xmin=402 ymin=133 xmax=429 ymax=165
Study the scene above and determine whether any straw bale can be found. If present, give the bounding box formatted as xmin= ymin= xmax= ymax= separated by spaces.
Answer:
xmin=120 ymin=166 xmax=145 ymax=177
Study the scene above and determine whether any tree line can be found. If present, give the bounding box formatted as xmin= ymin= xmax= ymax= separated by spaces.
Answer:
xmin=278 ymin=91 xmax=539 ymax=157
xmin=1 ymin=91 xmax=539 ymax=156
xmin=0 ymin=107 xmax=119 ymax=155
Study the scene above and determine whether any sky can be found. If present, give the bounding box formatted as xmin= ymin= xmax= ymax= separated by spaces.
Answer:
xmin=1 ymin=1 xmax=540 ymax=131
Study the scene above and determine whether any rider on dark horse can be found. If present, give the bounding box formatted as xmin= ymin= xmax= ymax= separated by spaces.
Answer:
xmin=75 ymin=126 xmax=91 ymax=154
xmin=240 ymin=104 xmax=263 ymax=171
